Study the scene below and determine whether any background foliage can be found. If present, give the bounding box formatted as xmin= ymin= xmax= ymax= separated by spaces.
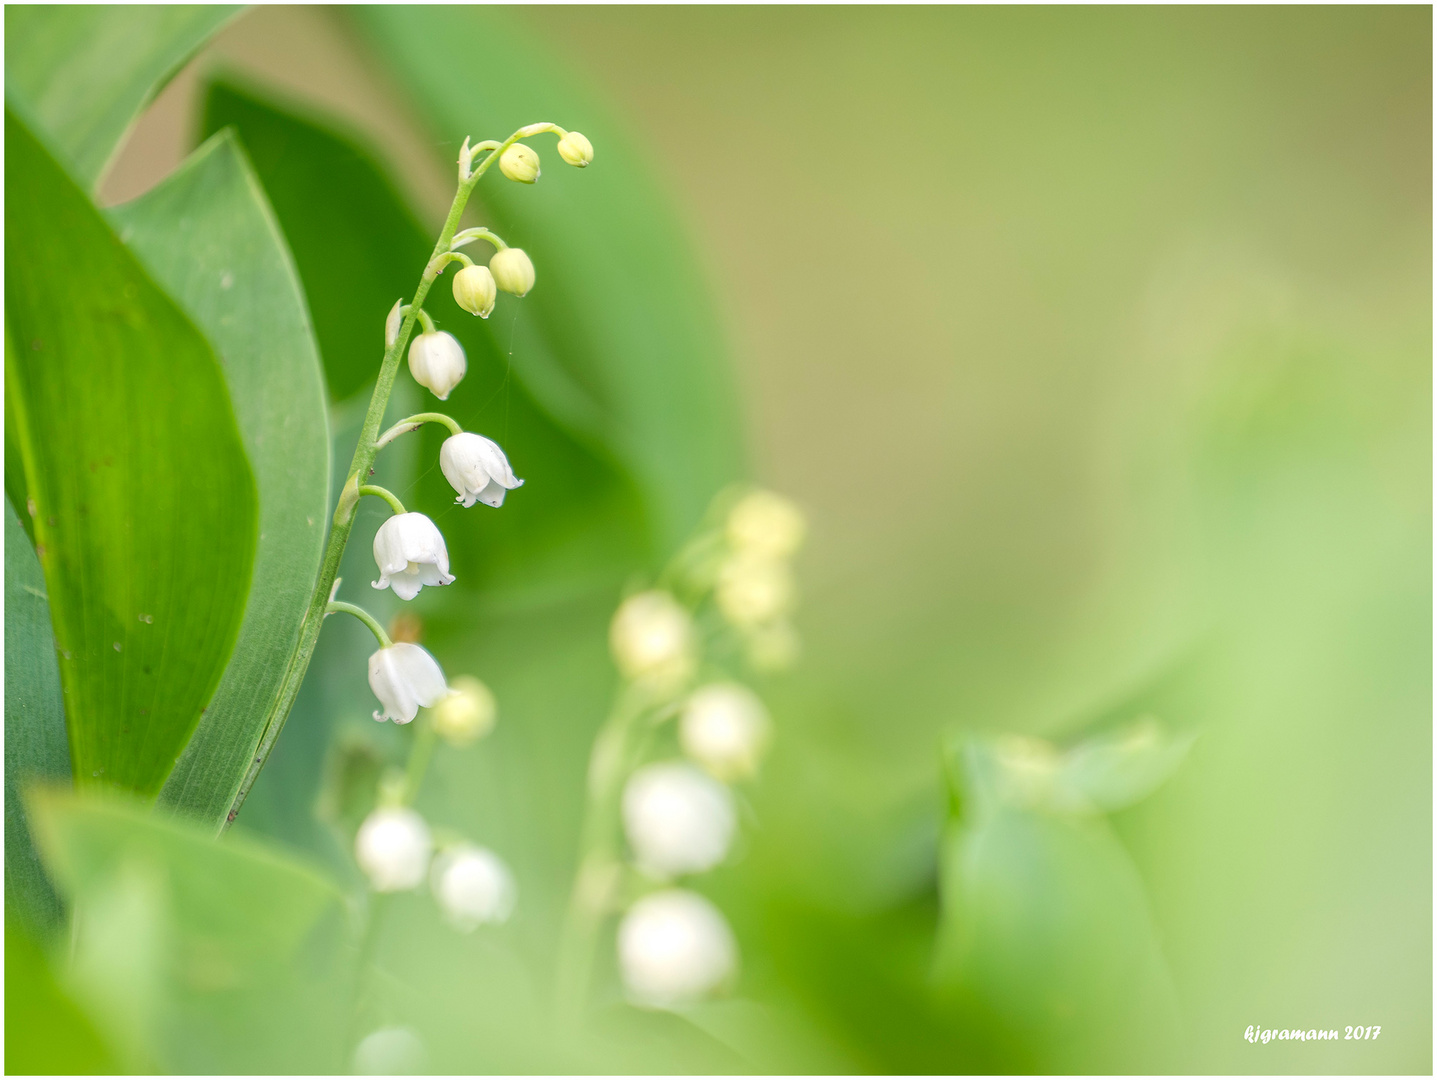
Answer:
xmin=4 ymin=5 xmax=1430 ymax=1075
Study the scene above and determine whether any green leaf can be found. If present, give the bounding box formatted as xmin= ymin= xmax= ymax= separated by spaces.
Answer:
xmin=4 ymin=496 xmax=71 ymax=935
xmin=4 ymin=917 xmax=120 ymax=1074
xmin=200 ymin=78 xmax=648 ymax=599
xmin=109 ymin=130 xmax=331 ymax=830
xmin=28 ymin=787 xmax=351 ymax=1073
xmin=351 ymin=6 xmax=746 ymax=554
xmin=4 ymin=110 xmax=258 ymax=797
xmin=4 ymin=5 xmax=239 ymax=190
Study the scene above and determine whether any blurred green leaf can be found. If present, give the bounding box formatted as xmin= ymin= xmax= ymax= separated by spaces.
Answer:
xmin=4 ymin=496 xmax=71 ymax=936
xmin=4 ymin=917 xmax=120 ymax=1074
xmin=109 ymin=130 xmax=331 ymax=830
xmin=5 ymin=110 xmax=258 ymax=796
xmin=4 ymin=4 xmax=238 ymax=189
xmin=352 ymin=6 xmax=747 ymax=555
xmin=29 ymin=787 xmax=352 ymax=1073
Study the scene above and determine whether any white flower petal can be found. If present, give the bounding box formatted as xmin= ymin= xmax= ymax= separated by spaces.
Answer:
xmin=371 ymin=513 xmax=454 ymax=598
xmin=368 ymin=642 xmax=448 ymax=723
xmin=439 ymin=433 xmax=523 ymax=510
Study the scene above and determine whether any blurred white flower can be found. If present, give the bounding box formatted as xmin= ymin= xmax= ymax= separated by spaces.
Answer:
xmin=609 ymin=591 xmax=695 ymax=686
xmin=556 ymin=130 xmax=594 ymax=167
xmin=618 ymin=889 xmax=737 ymax=1008
xmin=407 ymin=330 xmax=467 ymax=400
xmin=680 ymin=683 xmax=771 ymax=781
xmin=439 ymin=433 xmax=524 ymax=509
xmin=430 ymin=843 xmax=517 ymax=930
xmin=351 ymin=1026 xmax=427 ymax=1075
xmin=431 ymin=674 xmax=496 ymax=746
xmin=368 ymin=642 xmax=449 ymax=724
xmin=490 ymin=248 xmax=536 ymax=297
xmin=452 ymin=263 xmax=497 ymax=318
xmin=355 ymin=807 xmax=432 ymax=892
xmin=715 ymin=554 xmax=794 ymax=629
xmin=499 ymin=142 xmax=541 ymax=183
xmin=372 ymin=512 xmax=455 ymax=600
xmin=623 ymin=761 xmax=735 ymax=877
xmin=726 ymin=489 xmax=806 ymax=560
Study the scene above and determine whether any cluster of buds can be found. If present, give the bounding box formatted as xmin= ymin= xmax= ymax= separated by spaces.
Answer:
xmin=595 ymin=488 xmax=802 ymax=1009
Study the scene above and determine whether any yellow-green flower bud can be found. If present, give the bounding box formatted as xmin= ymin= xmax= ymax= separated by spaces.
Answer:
xmin=499 ymin=143 xmax=541 ymax=184
xmin=556 ymin=131 xmax=594 ymax=167
xmin=452 ymin=264 xmax=497 ymax=318
xmin=490 ymin=248 xmax=536 ymax=297
xmin=431 ymin=675 xmax=497 ymax=747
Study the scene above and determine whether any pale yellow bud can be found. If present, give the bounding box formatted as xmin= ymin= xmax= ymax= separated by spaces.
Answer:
xmin=610 ymin=590 xmax=696 ymax=690
xmin=431 ymin=675 xmax=497 ymax=746
xmin=452 ymin=264 xmax=497 ymax=318
xmin=727 ymin=490 xmax=806 ymax=560
xmin=489 ymin=248 xmax=536 ymax=297
xmin=715 ymin=555 xmax=794 ymax=629
xmin=556 ymin=131 xmax=594 ymax=167
xmin=499 ymin=143 xmax=541 ymax=184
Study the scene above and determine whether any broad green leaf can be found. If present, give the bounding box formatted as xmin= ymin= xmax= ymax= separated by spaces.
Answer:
xmin=4 ymin=496 xmax=70 ymax=935
xmin=4 ymin=5 xmax=238 ymax=191
xmin=352 ymin=6 xmax=746 ymax=554
xmin=28 ymin=788 xmax=351 ymax=1073
xmin=4 ymin=917 xmax=120 ymax=1074
xmin=109 ymin=130 xmax=331 ymax=830
xmin=4 ymin=111 xmax=258 ymax=796
xmin=201 ymin=78 xmax=648 ymax=599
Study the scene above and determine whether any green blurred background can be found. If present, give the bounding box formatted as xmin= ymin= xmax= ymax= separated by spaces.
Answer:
xmin=19 ymin=4 xmax=1434 ymax=1073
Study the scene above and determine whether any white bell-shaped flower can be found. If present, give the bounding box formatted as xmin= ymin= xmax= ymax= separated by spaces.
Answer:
xmin=368 ymin=641 xmax=450 ymax=724
xmin=439 ymin=433 xmax=524 ymax=509
xmin=618 ymin=889 xmax=737 ymax=1008
xmin=623 ymin=761 xmax=735 ymax=878
xmin=355 ymin=806 xmax=432 ymax=892
xmin=372 ymin=512 xmax=455 ymax=600
xmin=726 ymin=490 xmax=806 ymax=560
xmin=610 ymin=591 xmax=695 ymax=685
xmin=715 ymin=554 xmax=794 ymax=629
xmin=407 ymin=330 xmax=467 ymax=400
xmin=680 ymin=683 xmax=771 ymax=781
xmin=430 ymin=843 xmax=517 ymax=930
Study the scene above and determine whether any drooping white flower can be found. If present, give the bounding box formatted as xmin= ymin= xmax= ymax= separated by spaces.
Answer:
xmin=726 ymin=490 xmax=806 ymax=560
xmin=439 ymin=433 xmax=524 ymax=509
xmin=618 ymin=889 xmax=737 ymax=1008
xmin=430 ymin=843 xmax=516 ymax=930
xmin=372 ymin=512 xmax=455 ymax=600
xmin=355 ymin=806 xmax=432 ymax=892
xmin=489 ymin=248 xmax=536 ymax=297
xmin=622 ymin=761 xmax=735 ymax=878
xmin=610 ymin=591 xmax=695 ymax=685
xmin=352 ymin=1026 xmax=427 ymax=1075
xmin=407 ymin=330 xmax=467 ymax=400
xmin=368 ymin=642 xmax=450 ymax=724
xmin=680 ymin=683 xmax=771 ymax=781
xmin=430 ymin=674 xmax=496 ymax=746
xmin=556 ymin=131 xmax=594 ymax=167
xmin=715 ymin=554 xmax=794 ymax=628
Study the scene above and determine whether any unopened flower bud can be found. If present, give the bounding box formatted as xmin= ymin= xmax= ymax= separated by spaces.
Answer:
xmin=432 ymin=675 xmax=496 ymax=746
xmin=430 ymin=843 xmax=516 ymax=930
xmin=618 ymin=889 xmax=737 ymax=1008
xmin=623 ymin=762 xmax=735 ymax=877
xmin=489 ymin=248 xmax=536 ymax=297
xmin=372 ymin=512 xmax=454 ymax=600
xmin=680 ymin=683 xmax=771 ymax=781
xmin=556 ymin=131 xmax=594 ymax=167
xmin=355 ymin=806 xmax=432 ymax=892
xmin=439 ymin=432 xmax=524 ymax=508
xmin=369 ymin=642 xmax=450 ymax=724
xmin=610 ymin=591 xmax=695 ymax=686
xmin=407 ymin=330 xmax=467 ymax=400
xmin=499 ymin=143 xmax=541 ymax=184
xmin=716 ymin=555 xmax=795 ymax=629
xmin=727 ymin=490 xmax=806 ymax=560
xmin=452 ymin=264 xmax=496 ymax=318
